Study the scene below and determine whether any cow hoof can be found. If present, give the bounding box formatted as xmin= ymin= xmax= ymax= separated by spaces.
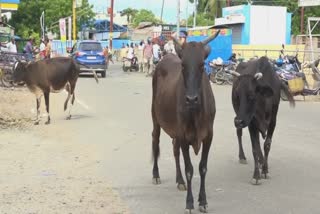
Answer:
xmin=34 ymin=121 xmax=39 ymax=125
xmin=152 ymin=178 xmax=161 ymax=185
xmin=239 ymin=159 xmax=248 ymax=164
xmin=184 ymin=209 xmax=194 ymax=214
xmin=262 ymin=173 xmax=271 ymax=179
xmin=45 ymin=121 xmax=50 ymax=125
xmin=199 ymin=205 xmax=208 ymax=213
xmin=66 ymin=116 xmax=71 ymax=120
xmin=251 ymin=178 xmax=262 ymax=185
xmin=177 ymin=183 xmax=187 ymax=191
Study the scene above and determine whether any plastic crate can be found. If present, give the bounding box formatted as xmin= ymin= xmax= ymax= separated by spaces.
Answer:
xmin=288 ymin=77 xmax=304 ymax=93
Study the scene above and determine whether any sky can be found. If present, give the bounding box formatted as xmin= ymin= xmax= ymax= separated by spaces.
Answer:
xmin=89 ymin=0 xmax=194 ymax=24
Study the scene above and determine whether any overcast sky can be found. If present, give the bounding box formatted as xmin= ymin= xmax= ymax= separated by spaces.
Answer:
xmin=89 ymin=0 xmax=194 ymax=24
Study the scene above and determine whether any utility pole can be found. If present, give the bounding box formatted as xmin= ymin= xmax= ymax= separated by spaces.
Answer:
xmin=176 ymin=0 xmax=180 ymax=38
xmin=160 ymin=0 xmax=165 ymax=23
xmin=300 ymin=7 xmax=304 ymax=34
xmin=72 ymin=0 xmax=76 ymax=42
xmin=109 ymin=0 xmax=114 ymax=50
xmin=193 ymin=0 xmax=197 ymax=28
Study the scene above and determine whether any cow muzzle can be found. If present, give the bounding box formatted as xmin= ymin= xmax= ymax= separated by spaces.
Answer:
xmin=185 ymin=95 xmax=199 ymax=105
xmin=234 ymin=118 xmax=246 ymax=128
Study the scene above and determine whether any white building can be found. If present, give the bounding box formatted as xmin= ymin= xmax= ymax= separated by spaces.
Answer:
xmin=215 ymin=5 xmax=292 ymax=45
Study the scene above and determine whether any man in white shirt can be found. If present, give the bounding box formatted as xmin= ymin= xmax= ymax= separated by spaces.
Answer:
xmin=6 ymin=38 xmax=17 ymax=53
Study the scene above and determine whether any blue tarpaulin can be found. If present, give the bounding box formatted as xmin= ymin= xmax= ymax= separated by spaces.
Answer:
xmin=187 ymin=33 xmax=232 ymax=74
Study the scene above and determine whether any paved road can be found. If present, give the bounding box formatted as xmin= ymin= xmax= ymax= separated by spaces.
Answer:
xmin=7 ymin=63 xmax=320 ymax=214
xmin=69 ymin=64 xmax=319 ymax=214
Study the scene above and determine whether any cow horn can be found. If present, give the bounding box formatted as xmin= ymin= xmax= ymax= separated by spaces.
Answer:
xmin=229 ymin=70 xmax=241 ymax=77
xmin=172 ymin=35 xmax=181 ymax=48
xmin=201 ymin=30 xmax=220 ymax=45
xmin=13 ymin=61 xmax=19 ymax=70
xmin=254 ymin=72 xmax=263 ymax=80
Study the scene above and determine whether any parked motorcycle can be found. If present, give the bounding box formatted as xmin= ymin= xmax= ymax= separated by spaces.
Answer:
xmin=279 ymin=59 xmax=320 ymax=100
xmin=122 ymin=56 xmax=139 ymax=72
xmin=209 ymin=55 xmax=237 ymax=85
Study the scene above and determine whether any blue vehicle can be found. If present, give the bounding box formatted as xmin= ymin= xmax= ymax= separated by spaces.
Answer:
xmin=70 ymin=40 xmax=107 ymax=78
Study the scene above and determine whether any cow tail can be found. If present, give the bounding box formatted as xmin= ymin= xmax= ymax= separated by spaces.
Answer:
xmin=91 ymin=70 xmax=99 ymax=83
xmin=281 ymin=82 xmax=295 ymax=107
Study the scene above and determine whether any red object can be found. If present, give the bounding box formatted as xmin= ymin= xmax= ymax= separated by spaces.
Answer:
xmin=107 ymin=7 xmax=112 ymax=15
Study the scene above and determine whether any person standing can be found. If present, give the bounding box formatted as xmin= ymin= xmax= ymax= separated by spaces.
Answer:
xmin=6 ymin=37 xmax=17 ymax=53
xmin=137 ymin=40 xmax=145 ymax=72
xmin=24 ymin=37 xmax=34 ymax=61
xmin=149 ymin=40 xmax=161 ymax=76
xmin=143 ymin=38 xmax=153 ymax=74
xmin=45 ymin=37 xmax=52 ymax=59
xmin=39 ymin=39 xmax=46 ymax=60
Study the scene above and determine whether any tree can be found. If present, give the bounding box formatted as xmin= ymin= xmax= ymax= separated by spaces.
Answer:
xmin=120 ymin=8 xmax=139 ymax=24
xmin=9 ymin=0 xmax=95 ymax=39
xmin=132 ymin=9 xmax=160 ymax=27
xmin=187 ymin=13 xmax=215 ymax=26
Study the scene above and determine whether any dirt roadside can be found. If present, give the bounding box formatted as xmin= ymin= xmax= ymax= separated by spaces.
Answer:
xmin=0 ymin=88 xmax=129 ymax=214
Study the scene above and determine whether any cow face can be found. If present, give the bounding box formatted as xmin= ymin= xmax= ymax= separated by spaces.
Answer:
xmin=12 ymin=61 xmax=27 ymax=83
xmin=232 ymin=73 xmax=273 ymax=129
xmin=173 ymin=30 xmax=220 ymax=109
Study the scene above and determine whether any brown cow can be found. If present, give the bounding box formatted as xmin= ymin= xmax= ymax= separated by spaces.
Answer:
xmin=12 ymin=57 xmax=98 ymax=125
xmin=151 ymin=31 xmax=220 ymax=213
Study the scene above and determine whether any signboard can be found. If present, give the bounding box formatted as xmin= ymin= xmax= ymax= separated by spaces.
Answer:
xmin=59 ymin=18 xmax=66 ymax=41
xmin=188 ymin=28 xmax=231 ymax=37
xmin=298 ymin=0 xmax=320 ymax=6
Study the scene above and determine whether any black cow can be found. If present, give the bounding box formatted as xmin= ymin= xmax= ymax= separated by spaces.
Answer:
xmin=12 ymin=57 xmax=98 ymax=125
xmin=230 ymin=56 xmax=295 ymax=185
xmin=151 ymin=31 xmax=219 ymax=213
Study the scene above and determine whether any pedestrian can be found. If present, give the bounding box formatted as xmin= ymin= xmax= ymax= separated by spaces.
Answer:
xmin=39 ymin=39 xmax=46 ymax=60
xmin=24 ymin=36 xmax=34 ymax=61
xmin=127 ymin=43 xmax=134 ymax=59
xmin=143 ymin=38 xmax=153 ymax=74
xmin=150 ymin=40 xmax=161 ymax=76
xmin=164 ymin=37 xmax=176 ymax=55
xmin=45 ymin=37 xmax=52 ymax=59
xmin=137 ymin=40 xmax=145 ymax=72
xmin=6 ymin=37 xmax=17 ymax=53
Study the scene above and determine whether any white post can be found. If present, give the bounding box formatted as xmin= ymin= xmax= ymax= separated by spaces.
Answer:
xmin=308 ymin=18 xmax=314 ymax=61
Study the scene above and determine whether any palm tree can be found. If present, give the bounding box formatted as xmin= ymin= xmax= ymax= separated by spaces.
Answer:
xmin=120 ymin=8 xmax=139 ymax=24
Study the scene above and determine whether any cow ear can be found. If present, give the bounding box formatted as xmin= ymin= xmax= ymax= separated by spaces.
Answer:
xmin=256 ymin=85 xmax=273 ymax=97
xmin=174 ymin=43 xmax=183 ymax=58
xmin=204 ymin=45 xmax=211 ymax=58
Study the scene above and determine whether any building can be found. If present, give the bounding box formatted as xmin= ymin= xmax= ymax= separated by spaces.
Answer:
xmin=215 ymin=5 xmax=291 ymax=45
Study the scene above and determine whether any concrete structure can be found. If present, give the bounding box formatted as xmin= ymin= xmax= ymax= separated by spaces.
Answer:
xmin=215 ymin=5 xmax=291 ymax=45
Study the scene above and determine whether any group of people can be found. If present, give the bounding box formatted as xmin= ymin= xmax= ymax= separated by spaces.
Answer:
xmin=36 ymin=37 xmax=52 ymax=60
xmin=119 ymin=31 xmax=187 ymax=76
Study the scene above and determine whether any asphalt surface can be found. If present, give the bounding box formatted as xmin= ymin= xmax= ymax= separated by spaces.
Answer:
xmin=6 ymin=63 xmax=320 ymax=214
xmin=73 ymin=64 xmax=320 ymax=214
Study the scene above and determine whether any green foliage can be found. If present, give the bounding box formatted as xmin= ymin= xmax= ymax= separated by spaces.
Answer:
xmin=132 ymin=9 xmax=161 ymax=27
xmin=9 ymin=0 xmax=95 ymax=39
xmin=187 ymin=13 xmax=215 ymax=26
xmin=120 ymin=8 xmax=139 ymax=24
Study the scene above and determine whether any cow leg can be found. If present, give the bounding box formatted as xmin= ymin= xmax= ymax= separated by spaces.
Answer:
xmin=34 ymin=95 xmax=42 ymax=125
xmin=262 ymin=107 xmax=278 ymax=179
xmin=152 ymin=121 xmax=161 ymax=185
xmin=44 ymin=92 xmax=50 ymax=125
xmin=237 ymin=128 xmax=247 ymax=164
xmin=181 ymin=143 xmax=194 ymax=212
xmin=248 ymin=123 xmax=261 ymax=185
xmin=64 ymin=83 xmax=71 ymax=112
xmin=198 ymin=133 xmax=212 ymax=213
xmin=66 ymin=83 xmax=76 ymax=120
xmin=173 ymin=139 xmax=186 ymax=191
